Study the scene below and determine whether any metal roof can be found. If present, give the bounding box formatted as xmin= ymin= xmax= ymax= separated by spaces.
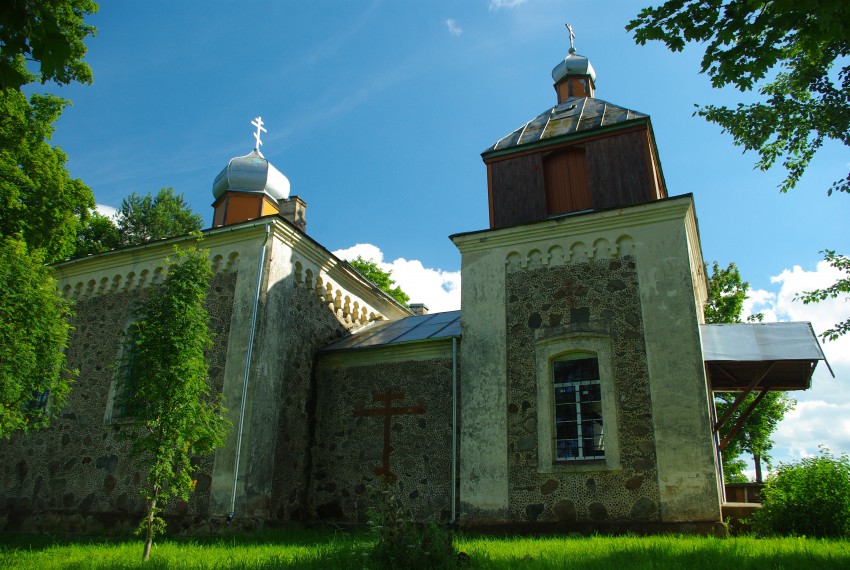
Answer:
xmin=701 ymin=322 xmax=826 ymax=362
xmin=483 ymin=97 xmax=648 ymax=156
xmin=700 ymin=322 xmax=831 ymax=391
xmin=322 ymin=310 xmax=461 ymax=353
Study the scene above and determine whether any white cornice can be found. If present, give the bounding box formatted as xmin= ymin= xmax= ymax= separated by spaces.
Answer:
xmin=452 ymin=196 xmax=694 ymax=254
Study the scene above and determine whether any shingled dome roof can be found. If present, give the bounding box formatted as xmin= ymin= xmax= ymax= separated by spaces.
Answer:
xmin=483 ymin=97 xmax=648 ymax=156
xmin=212 ymin=148 xmax=291 ymax=203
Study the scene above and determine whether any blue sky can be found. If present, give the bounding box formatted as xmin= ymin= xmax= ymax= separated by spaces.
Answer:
xmin=38 ymin=1 xmax=849 ymax=469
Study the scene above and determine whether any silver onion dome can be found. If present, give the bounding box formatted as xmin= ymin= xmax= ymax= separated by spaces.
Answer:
xmin=551 ymin=51 xmax=597 ymax=85
xmin=212 ymin=148 xmax=291 ymax=203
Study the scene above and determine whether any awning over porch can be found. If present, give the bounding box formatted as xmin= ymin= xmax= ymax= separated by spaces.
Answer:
xmin=701 ymin=322 xmax=832 ymax=392
xmin=701 ymin=322 xmax=833 ymax=454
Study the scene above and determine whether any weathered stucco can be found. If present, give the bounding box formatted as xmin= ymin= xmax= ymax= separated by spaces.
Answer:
xmin=452 ymin=196 xmax=721 ymax=525
xmin=269 ymin=284 xmax=350 ymax=520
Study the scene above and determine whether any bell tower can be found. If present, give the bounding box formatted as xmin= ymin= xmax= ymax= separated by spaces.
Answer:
xmin=482 ymin=25 xmax=667 ymax=229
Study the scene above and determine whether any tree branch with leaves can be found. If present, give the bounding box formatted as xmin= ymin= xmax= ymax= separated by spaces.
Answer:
xmin=628 ymin=0 xmax=849 ymax=197
xmin=348 ymin=256 xmax=410 ymax=307
xmin=797 ymin=250 xmax=850 ymax=341
xmin=0 ymin=237 xmax=74 ymax=439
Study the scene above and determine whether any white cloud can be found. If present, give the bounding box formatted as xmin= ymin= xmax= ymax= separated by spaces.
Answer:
xmin=488 ymin=0 xmax=527 ymax=10
xmin=95 ymin=204 xmax=118 ymax=219
xmin=445 ymin=18 xmax=463 ymax=37
xmin=743 ymin=260 xmax=850 ymax=467
xmin=333 ymin=243 xmax=461 ymax=313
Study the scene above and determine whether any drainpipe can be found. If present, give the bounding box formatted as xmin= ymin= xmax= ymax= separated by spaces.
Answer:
xmin=451 ymin=336 xmax=458 ymax=523
xmin=228 ymin=222 xmax=271 ymax=523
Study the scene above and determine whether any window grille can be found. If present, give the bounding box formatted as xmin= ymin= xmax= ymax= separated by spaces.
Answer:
xmin=553 ymin=356 xmax=604 ymax=461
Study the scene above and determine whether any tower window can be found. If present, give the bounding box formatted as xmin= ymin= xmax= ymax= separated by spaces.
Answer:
xmin=553 ymin=355 xmax=604 ymax=461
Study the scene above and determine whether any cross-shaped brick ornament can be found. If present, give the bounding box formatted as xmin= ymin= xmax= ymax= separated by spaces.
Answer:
xmin=353 ymin=387 xmax=425 ymax=483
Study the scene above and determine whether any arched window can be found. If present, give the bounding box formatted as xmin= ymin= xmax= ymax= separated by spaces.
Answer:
xmin=553 ymin=353 xmax=604 ymax=461
xmin=105 ymin=317 xmax=140 ymax=423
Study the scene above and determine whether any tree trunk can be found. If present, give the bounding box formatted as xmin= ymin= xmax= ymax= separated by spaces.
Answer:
xmin=754 ymin=453 xmax=763 ymax=484
xmin=142 ymin=495 xmax=158 ymax=561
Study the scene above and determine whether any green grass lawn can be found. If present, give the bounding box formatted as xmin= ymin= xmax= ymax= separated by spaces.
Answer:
xmin=1 ymin=528 xmax=849 ymax=569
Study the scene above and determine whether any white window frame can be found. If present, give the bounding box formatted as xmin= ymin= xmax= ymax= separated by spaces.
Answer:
xmin=553 ymin=355 xmax=604 ymax=461
xmin=535 ymin=333 xmax=621 ymax=474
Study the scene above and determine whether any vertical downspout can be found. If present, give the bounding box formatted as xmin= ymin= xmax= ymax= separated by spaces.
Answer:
xmin=451 ymin=336 xmax=458 ymax=523
xmin=228 ymin=222 xmax=271 ymax=522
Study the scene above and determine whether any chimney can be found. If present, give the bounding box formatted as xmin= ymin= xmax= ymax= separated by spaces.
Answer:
xmin=409 ymin=303 xmax=429 ymax=316
xmin=280 ymin=195 xmax=307 ymax=232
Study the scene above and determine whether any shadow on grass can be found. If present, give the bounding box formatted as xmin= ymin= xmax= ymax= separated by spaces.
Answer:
xmin=2 ymin=529 xmax=850 ymax=569
xmin=0 ymin=525 xmax=362 ymax=548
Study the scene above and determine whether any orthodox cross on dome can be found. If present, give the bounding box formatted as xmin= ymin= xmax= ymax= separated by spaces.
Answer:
xmin=566 ymin=23 xmax=576 ymax=54
xmin=353 ymin=387 xmax=425 ymax=483
xmin=251 ymin=116 xmax=267 ymax=151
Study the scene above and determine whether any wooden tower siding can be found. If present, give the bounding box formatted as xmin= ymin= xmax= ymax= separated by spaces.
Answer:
xmin=585 ymin=130 xmax=654 ymax=210
xmin=543 ymin=147 xmax=591 ymax=215
xmin=213 ymin=192 xmax=280 ymax=227
xmin=486 ymin=124 xmax=666 ymax=229
xmin=555 ymin=76 xmax=594 ymax=103
xmin=488 ymin=153 xmax=547 ymax=228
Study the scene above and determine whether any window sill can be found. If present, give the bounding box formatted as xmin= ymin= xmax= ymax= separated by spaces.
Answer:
xmin=538 ymin=459 xmax=621 ymax=475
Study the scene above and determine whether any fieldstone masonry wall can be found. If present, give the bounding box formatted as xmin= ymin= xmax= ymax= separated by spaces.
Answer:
xmin=268 ymin=284 xmax=351 ymax=520
xmin=505 ymin=256 xmax=661 ymax=524
xmin=0 ymin=271 xmax=238 ymax=531
xmin=313 ymin=354 xmax=456 ymax=523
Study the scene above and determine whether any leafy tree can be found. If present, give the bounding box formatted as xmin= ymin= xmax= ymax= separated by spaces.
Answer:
xmin=0 ymin=0 xmax=98 ymax=91
xmin=0 ymin=89 xmax=94 ymax=263
xmin=627 ymin=1 xmax=849 ymax=197
xmin=74 ymin=210 xmax=120 ymax=256
xmin=751 ymin=448 xmax=850 ymax=537
xmin=705 ymin=261 xmax=794 ymax=483
xmin=120 ymin=245 xmax=230 ymax=561
xmin=630 ymin=3 xmax=850 ymax=359
xmin=0 ymin=1 xmax=96 ymax=436
xmin=73 ymin=189 xmax=204 ymax=257
xmin=116 ymin=188 xmax=204 ymax=246
xmin=0 ymin=236 xmax=74 ymax=439
xmin=797 ymin=250 xmax=850 ymax=341
xmin=349 ymin=256 xmax=410 ymax=307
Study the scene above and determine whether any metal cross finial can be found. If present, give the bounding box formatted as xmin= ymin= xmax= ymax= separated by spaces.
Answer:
xmin=251 ymin=116 xmax=267 ymax=150
xmin=566 ymin=23 xmax=576 ymax=53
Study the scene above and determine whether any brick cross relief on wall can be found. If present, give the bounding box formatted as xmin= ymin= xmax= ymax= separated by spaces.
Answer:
xmin=353 ymin=387 xmax=425 ymax=483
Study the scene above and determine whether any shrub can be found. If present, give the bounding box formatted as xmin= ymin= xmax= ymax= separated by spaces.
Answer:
xmin=751 ymin=448 xmax=850 ymax=537
xmin=367 ymin=481 xmax=458 ymax=569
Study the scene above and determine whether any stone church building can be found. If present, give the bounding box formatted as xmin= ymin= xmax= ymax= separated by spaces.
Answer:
xmin=0 ymin=42 xmax=827 ymax=533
